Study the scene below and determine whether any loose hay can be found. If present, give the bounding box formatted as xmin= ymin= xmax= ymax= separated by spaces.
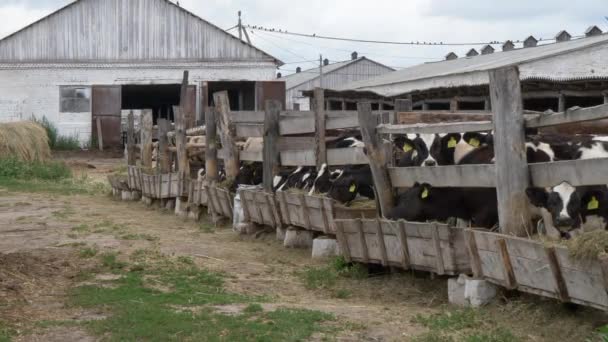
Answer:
xmin=565 ymin=230 xmax=608 ymax=260
xmin=0 ymin=121 xmax=50 ymax=161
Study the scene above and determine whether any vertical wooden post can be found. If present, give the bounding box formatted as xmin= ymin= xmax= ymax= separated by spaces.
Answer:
xmin=558 ymin=92 xmax=566 ymax=112
xmin=394 ymin=99 xmax=412 ymax=124
xmin=450 ymin=97 xmax=458 ymax=113
xmin=141 ymin=110 xmax=153 ymax=169
xmin=96 ymin=117 xmax=104 ymax=151
xmin=341 ymin=100 xmax=346 ymax=110
xmin=357 ymin=102 xmax=394 ymax=216
xmin=127 ymin=111 xmax=136 ymax=166
xmin=174 ymin=106 xmax=188 ymax=177
xmin=314 ymin=88 xmax=326 ymax=170
xmin=214 ymin=91 xmax=240 ymax=180
xmin=263 ymin=100 xmax=281 ymax=192
xmin=484 ymin=97 xmax=491 ymax=111
xmin=422 ymin=101 xmax=429 ymax=111
xmin=603 ymin=91 xmax=608 ymax=104
xmin=205 ymin=106 xmax=219 ymax=182
xmin=489 ymin=66 xmax=532 ymax=236
xmin=157 ymin=118 xmax=171 ymax=173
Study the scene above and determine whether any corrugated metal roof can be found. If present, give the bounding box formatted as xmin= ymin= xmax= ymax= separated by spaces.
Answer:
xmin=0 ymin=0 xmax=283 ymax=65
xmin=338 ymin=33 xmax=608 ymax=96
xmin=283 ymin=57 xmax=393 ymax=90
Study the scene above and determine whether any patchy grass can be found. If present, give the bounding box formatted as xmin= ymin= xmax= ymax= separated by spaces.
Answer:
xmin=0 ymin=175 xmax=108 ymax=196
xmin=53 ymin=135 xmax=81 ymax=151
xmin=65 ymin=254 xmax=337 ymax=341
xmin=0 ymin=157 xmax=71 ymax=180
xmin=71 ymin=224 xmax=90 ymax=233
xmin=300 ymin=256 xmax=368 ymax=293
xmin=79 ymin=247 xmax=98 ymax=259
xmin=200 ymin=222 xmax=216 ymax=234
xmin=52 ymin=206 xmax=76 ymax=219
xmin=119 ymin=233 xmax=159 ymax=242
xmin=100 ymin=252 xmax=128 ymax=272
xmin=0 ymin=321 xmax=13 ymax=342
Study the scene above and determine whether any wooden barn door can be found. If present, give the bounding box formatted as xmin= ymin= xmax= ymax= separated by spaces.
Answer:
xmin=256 ymin=81 xmax=286 ymax=110
xmin=92 ymin=86 xmax=122 ymax=150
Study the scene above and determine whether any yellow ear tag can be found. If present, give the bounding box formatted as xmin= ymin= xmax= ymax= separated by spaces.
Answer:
xmin=588 ymin=196 xmax=599 ymax=210
xmin=403 ymin=144 xmax=413 ymax=153
xmin=447 ymin=137 xmax=457 ymax=148
xmin=421 ymin=188 xmax=429 ymax=199
xmin=349 ymin=184 xmax=357 ymax=193
xmin=469 ymin=138 xmax=480 ymax=148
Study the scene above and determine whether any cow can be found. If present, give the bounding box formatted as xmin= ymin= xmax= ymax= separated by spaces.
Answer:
xmin=385 ymin=183 xmax=498 ymax=229
xmin=308 ymin=163 xmax=343 ymax=195
xmin=232 ymin=162 xmax=263 ymax=191
xmin=527 ymin=182 xmax=608 ymax=239
xmin=328 ymin=136 xmax=365 ymax=149
xmin=328 ymin=165 xmax=375 ymax=204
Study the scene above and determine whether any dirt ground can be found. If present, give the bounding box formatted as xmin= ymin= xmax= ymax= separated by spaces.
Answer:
xmin=1 ymin=156 xmax=607 ymax=341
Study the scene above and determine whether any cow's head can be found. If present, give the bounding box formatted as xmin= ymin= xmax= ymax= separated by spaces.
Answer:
xmin=526 ymin=182 xmax=596 ymax=236
xmin=329 ymin=174 xmax=359 ymax=204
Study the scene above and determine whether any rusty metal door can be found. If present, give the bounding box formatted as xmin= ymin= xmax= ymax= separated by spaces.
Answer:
xmin=92 ymin=86 xmax=122 ymax=149
xmin=256 ymin=81 xmax=286 ymax=110
xmin=184 ymin=85 xmax=197 ymax=128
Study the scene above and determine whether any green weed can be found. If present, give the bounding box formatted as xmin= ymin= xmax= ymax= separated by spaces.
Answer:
xmin=100 ymin=253 xmax=127 ymax=272
xmin=243 ymin=303 xmax=264 ymax=314
xmin=79 ymin=247 xmax=98 ymax=259
xmin=0 ymin=320 xmax=13 ymax=342
xmin=0 ymin=157 xmax=71 ymax=180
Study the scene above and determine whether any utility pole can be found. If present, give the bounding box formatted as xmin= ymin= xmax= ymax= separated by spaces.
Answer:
xmin=319 ymin=54 xmax=324 ymax=89
xmin=237 ymin=11 xmax=251 ymax=44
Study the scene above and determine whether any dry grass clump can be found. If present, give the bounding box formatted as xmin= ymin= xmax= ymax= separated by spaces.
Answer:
xmin=345 ymin=199 xmax=376 ymax=209
xmin=0 ymin=121 xmax=50 ymax=161
xmin=565 ymin=230 xmax=608 ymax=260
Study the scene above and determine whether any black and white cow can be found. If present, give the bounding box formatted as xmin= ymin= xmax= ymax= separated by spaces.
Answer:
xmin=328 ymin=165 xmax=375 ymax=204
xmin=527 ymin=182 xmax=608 ymax=238
xmin=308 ymin=163 xmax=344 ymax=195
xmin=385 ymin=183 xmax=499 ymax=229
xmin=232 ymin=162 xmax=263 ymax=191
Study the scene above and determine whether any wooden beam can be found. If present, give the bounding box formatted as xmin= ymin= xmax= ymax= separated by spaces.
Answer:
xmin=357 ymin=102 xmax=394 ymax=216
xmin=558 ymin=93 xmax=566 ymax=113
xmin=314 ymin=88 xmax=327 ymax=169
xmin=490 ymin=66 xmax=532 ymax=237
xmin=394 ymin=99 xmax=412 ymax=124
xmin=497 ymin=238 xmax=517 ymax=289
xmin=205 ymin=106 xmax=219 ymax=182
xmin=604 ymin=91 xmax=608 ymax=104
xmin=235 ymin=123 xmax=264 ymax=138
xmin=96 ymin=117 xmax=104 ymax=151
xmin=126 ymin=111 xmax=136 ymax=166
xmin=450 ymin=98 xmax=458 ymax=113
xmin=525 ymin=103 xmax=608 ymax=128
xmin=529 ymin=158 xmax=608 ymax=187
xmin=141 ymin=110 xmax=153 ymax=169
xmin=174 ymin=106 xmax=188 ymax=180
xmin=378 ymin=121 xmax=493 ymax=135
xmin=545 ymin=246 xmax=570 ymax=302
xmin=263 ymin=100 xmax=281 ymax=192
xmin=388 ymin=165 xmax=496 ymax=188
xmin=157 ymin=118 xmax=171 ymax=173
xmin=214 ymin=91 xmax=240 ymax=180
xmin=465 ymin=230 xmax=483 ymax=278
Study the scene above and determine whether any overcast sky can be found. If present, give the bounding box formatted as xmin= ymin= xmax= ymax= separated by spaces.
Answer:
xmin=1 ymin=0 xmax=606 ymax=74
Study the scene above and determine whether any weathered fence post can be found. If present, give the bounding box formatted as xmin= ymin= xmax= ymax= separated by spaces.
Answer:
xmin=127 ymin=110 xmax=136 ymax=166
xmin=489 ymin=66 xmax=532 ymax=236
xmin=263 ymin=100 xmax=281 ymax=192
xmin=96 ymin=117 xmax=104 ymax=151
xmin=141 ymin=110 xmax=153 ymax=169
xmin=357 ymin=102 xmax=394 ymax=216
xmin=394 ymin=99 xmax=412 ymax=124
xmin=214 ymin=91 xmax=240 ymax=181
xmin=313 ymin=88 xmax=327 ymax=169
xmin=205 ymin=107 xmax=219 ymax=182
xmin=157 ymin=119 xmax=171 ymax=173
xmin=174 ymin=71 xmax=190 ymax=217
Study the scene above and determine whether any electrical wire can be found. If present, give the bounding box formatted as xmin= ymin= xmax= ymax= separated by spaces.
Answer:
xmin=251 ymin=30 xmax=318 ymax=67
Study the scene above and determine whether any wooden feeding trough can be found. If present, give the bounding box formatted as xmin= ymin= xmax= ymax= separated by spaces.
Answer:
xmin=140 ymin=172 xmax=184 ymax=199
xmin=127 ymin=166 xmax=142 ymax=191
xmin=206 ymin=184 xmax=234 ymax=219
xmin=188 ymin=179 xmax=209 ymax=207
xmin=239 ymin=188 xmax=282 ymax=228
xmin=276 ymin=192 xmax=377 ymax=234
xmin=334 ymin=219 xmax=470 ymax=275
xmin=467 ymin=229 xmax=608 ymax=311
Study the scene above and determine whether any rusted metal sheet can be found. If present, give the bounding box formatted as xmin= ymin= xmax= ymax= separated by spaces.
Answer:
xmin=256 ymin=81 xmax=286 ymax=110
xmin=92 ymin=85 xmax=122 ymax=148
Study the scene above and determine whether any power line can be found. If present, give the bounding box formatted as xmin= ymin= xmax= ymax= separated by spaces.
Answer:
xmin=251 ymin=30 xmax=318 ymax=67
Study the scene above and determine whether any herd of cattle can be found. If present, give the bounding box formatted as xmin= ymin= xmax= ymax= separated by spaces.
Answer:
xmin=201 ymin=132 xmax=608 ymax=240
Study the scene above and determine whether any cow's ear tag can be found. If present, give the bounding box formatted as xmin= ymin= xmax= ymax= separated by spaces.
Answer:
xmin=447 ymin=137 xmax=458 ymax=148
xmin=403 ymin=144 xmax=413 ymax=153
xmin=349 ymin=184 xmax=357 ymax=193
xmin=421 ymin=187 xmax=429 ymax=199
xmin=468 ymin=137 xmax=480 ymax=148
xmin=588 ymin=196 xmax=599 ymax=210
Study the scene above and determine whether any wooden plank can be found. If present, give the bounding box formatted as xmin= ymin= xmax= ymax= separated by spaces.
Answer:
xmin=598 ymin=256 xmax=608 ymax=294
xmin=496 ymin=238 xmax=517 ymax=289
xmin=298 ymin=194 xmax=312 ymax=230
xmin=374 ymin=219 xmax=389 ymax=266
xmin=96 ymin=117 xmax=104 ymax=151
xmin=465 ymin=230 xmax=483 ymax=278
xmin=377 ymin=121 xmax=493 ymax=135
xmin=394 ymin=99 xmax=412 ymax=124
xmin=314 ymin=88 xmax=327 ymax=169
xmin=396 ymin=220 xmax=411 ymax=269
xmin=141 ymin=110 xmax=153 ymax=168
xmin=545 ymin=246 xmax=570 ymax=302
xmin=278 ymin=191 xmax=292 ymax=226
xmin=264 ymin=193 xmax=278 ymax=228
xmin=356 ymin=219 xmax=369 ymax=264
xmin=525 ymin=103 xmax=608 ymax=128
xmin=230 ymin=111 xmax=265 ymax=123
xmin=327 ymin=148 xmax=369 ymax=165
xmin=279 ymin=116 xmax=315 ymax=135
xmin=397 ymin=111 xmax=493 ymax=125
xmin=239 ymin=190 xmax=252 ymax=222
xmin=529 ymin=158 xmax=608 ymax=187
xmin=174 ymin=106 xmax=188 ymax=194
xmin=157 ymin=119 xmax=171 ymax=173
xmin=431 ymin=224 xmax=445 ymax=275
xmin=335 ymin=222 xmax=352 ymax=262
xmin=388 ymin=164 xmax=496 ymax=188
xmin=323 ymin=198 xmax=337 ymax=234
xmin=264 ymin=100 xmax=281 ymax=192
xmin=235 ymin=123 xmax=264 ymax=138
xmin=490 ymin=67 xmax=532 ymax=236
xmin=214 ymin=91 xmax=240 ymax=180
xmin=357 ymin=102 xmax=394 ymax=217
xmin=277 ymin=137 xmax=316 ymax=151
xmin=239 ymin=150 xmax=263 ymax=162
xmin=126 ymin=111 xmax=136 ymax=166
xmin=280 ymin=150 xmax=316 ymax=166
xmin=205 ymin=106 xmax=219 ymax=182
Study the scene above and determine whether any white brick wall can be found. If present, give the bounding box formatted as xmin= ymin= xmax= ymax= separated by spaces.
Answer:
xmin=0 ymin=63 xmax=276 ymax=145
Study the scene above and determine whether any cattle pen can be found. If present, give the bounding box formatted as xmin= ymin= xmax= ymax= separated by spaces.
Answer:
xmin=108 ymin=67 xmax=608 ymax=312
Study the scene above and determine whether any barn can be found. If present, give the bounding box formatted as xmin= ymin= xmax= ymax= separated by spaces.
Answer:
xmin=320 ymin=27 xmax=608 ymax=117
xmin=283 ymin=52 xmax=393 ymax=111
xmin=0 ymin=0 xmax=284 ymax=148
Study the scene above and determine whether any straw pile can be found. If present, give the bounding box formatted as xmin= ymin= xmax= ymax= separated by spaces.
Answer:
xmin=565 ymin=230 xmax=608 ymax=260
xmin=0 ymin=121 xmax=50 ymax=161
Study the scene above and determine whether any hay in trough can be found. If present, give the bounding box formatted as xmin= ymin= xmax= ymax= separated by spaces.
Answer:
xmin=344 ymin=199 xmax=376 ymax=209
xmin=0 ymin=121 xmax=50 ymax=162
xmin=565 ymin=230 xmax=608 ymax=260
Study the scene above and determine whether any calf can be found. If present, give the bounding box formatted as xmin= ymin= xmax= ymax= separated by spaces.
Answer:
xmin=329 ymin=136 xmax=365 ymax=149
xmin=394 ymin=133 xmax=473 ymax=167
xmin=232 ymin=162 xmax=264 ymax=191
xmin=308 ymin=163 xmax=343 ymax=195
xmin=527 ymin=183 xmax=608 ymax=238
xmin=328 ymin=165 xmax=375 ymax=204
